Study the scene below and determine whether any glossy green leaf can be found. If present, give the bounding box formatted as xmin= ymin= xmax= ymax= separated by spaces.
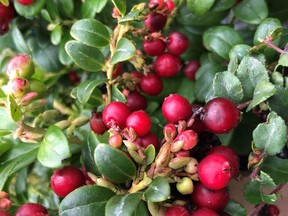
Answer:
xmin=236 ymin=56 xmax=269 ymax=99
xmin=110 ymin=38 xmax=136 ymax=65
xmin=177 ymin=78 xmax=196 ymax=103
xmin=262 ymin=156 xmax=288 ymax=185
xmin=37 ymin=125 xmax=71 ymax=168
xmin=252 ymin=112 xmax=287 ymax=155
xmin=76 ymin=79 xmax=106 ymax=104
xmin=14 ymin=0 xmax=47 ymax=17
xmin=229 ymin=44 xmax=251 ymax=62
xmin=112 ymin=85 xmax=126 ymax=102
xmin=0 ymin=107 xmax=17 ymax=132
xmin=41 ymin=9 xmax=52 ymax=22
xmin=81 ymin=0 xmax=108 ymax=18
xmin=51 ymin=25 xmax=62 ymax=45
xmin=224 ymin=200 xmax=247 ymax=216
xmin=246 ymin=81 xmax=277 ymax=111
xmin=59 ymin=185 xmax=115 ymax=216
xmin=203 ymin=26 xmax=243 ymax=59
xmin=45 ymin=0 xmax=60 ymax=19
xmin=268 ymin=87 xmax=288 ymax=120
xmin=244 ymin=171 xmax=277 ymax=205
xmin=0 ymin=143 xmax=11 ymax=157
xmin=11 ymin=25 xmax=31 ymax=54
xmin=94 ymin=144 xmax=136 ymax=183
xmin=0 ymin=161 xmax=17 ymax=191
xmin=233 ymin=0 xmax=268 ymax=25
xmin=58 ymin=0 xmax=74 ymax=18
xmin=278 ymin=53 xmax=288 ymax=67
xmin=112 ymin=0 xmax=126 ymax=16
xmin=71 ymin=19 xmax=110 ymax=48
xmin=211 ymin=0 xmax=236 ymax=12
xmin=144 ymin=145 xmax=156 ymax=166
xmin=15 ymin=168 xmax=28 ymax=203
xmin=65 ymin=41 xmax=105 ymax=72
xmin=8 ymin=95 xmax=22 ymax=122
xmin=59 ymin=30 xmax=73 ymax=65
xmin=144 ymin=177 xmax=170 ymax=202
xmin=133 ymin=201 xmax=148 ymax=216
xmin=212 ymin=71 xmax=244 ymax=103
xmin=119 ymin=9 xmax=141 ymax=23
xmin=105 ymin=193 xmax=142 ymax=216
xmin=187 ymin=0 xmax=215 ymax=16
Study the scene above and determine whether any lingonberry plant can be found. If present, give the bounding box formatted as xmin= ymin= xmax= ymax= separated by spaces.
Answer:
xmin=0 ymin=0 xmax=287 ymax=216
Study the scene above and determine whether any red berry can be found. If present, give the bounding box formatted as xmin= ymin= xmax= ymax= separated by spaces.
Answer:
xmin=198 ymin=154 xmax=232 ymax=190
xmin=164 ymin=0 xmax=175 ymax=11
xmin=17 ymin=0 xmax=34 ymax=6
xmin=162 ymin=94 xmax=192 ymax=124
xmin=136 ymin=132 xmax=160 ymax=150
xmin=0 ymin=3 xmax=15 ymax=21
xmin=109 ymin=134 xmax=123 ymax=148
xmin=15 ymin=203 xmax=48 ymax=216
xmin=203 ymin=98 xmax=241 ymax=134
xmin=68 ymin=71 xmax=80 ymax=84
xmin=50 ymin=166 xmax=86 ymax=198
xmin=191 ymin=182 xmax=229 ymax=212
xmin=175 ymin=130 xmax=198 ymax=150
xmin=90 ymin=112 xmax=108 ymax=134
xmin=0 ymin=210 xmax=12 ymax=216
xmin=126 ymin=110 xmax=151 ymax=136
xmin=184 ymin=60 xmax=200 ymax=80
xmin=143 ymin=38 xmax=166 ymax=56
xmin=166 ymin=32 xmax=189 ymax=56
xmin=113 ymin=63 xmax=122 ymax=78
xmin=144 ymin=12 xmax=167 ymax=32
xmin=190 ymin=208 xmax=219 ymax=216
xmin=131 ymin=71 xmax=143 ymax=88
xmin=207 ymin=146 xmax=240 ymax=177
xmin=0 ymin=17 xmax=9 ymax=36
xmin=148 ymin=0 xmax=164 ymax=10
xmin=154 ymin=53 xmax=182 ymax=78
xmin=102 ymin=101 xmax=131 ymax=129
xmin=268 ymin=204 xmax=280 ymax=216
xmin=126 ymin=91 xmax=148 ymax=112
xmin=140 ymin=73 xmax=163 ymax=96
xmin=165 ymin=205 xmax=190 ymax=216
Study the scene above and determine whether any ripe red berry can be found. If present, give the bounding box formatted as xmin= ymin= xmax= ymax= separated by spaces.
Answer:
xmin=191 ymin=182 xmax=229 ymax=212
xmin=184 ymin=60 xmax=200 ymax=80
xmin=126 ymin=91 xmax=148 ymax=112
xmin=198 ymin=154 xmax=232 ymax=190
xmin=140 ymin=73 xmax=163 ymax=96
xmin=0 ymin=3 xmax=15 ymax=21
xmin=202 ymin=97 xmax=241 ymax=134
xmin=143 ymin=38 xmax=166 ymax=56
xmin=68 ymin=71 xmax=80 ymax=84
xmin=207 ymin=146 xmax=240 ymax=177
xmin=165 ymin=205 xmax=190 ymax=216
xmin=148 ymin=0 xmax=164 ymax=10
xmin=113 ymin=63 xmax=122 ymax=78
xmin=102 ymin=101 xmax=131 ymax=129
xmin=144 ymin=12 xmax=167 ymax=32
xmin=50 ymin=166 xmax=86 ymax=198
xmin=136 ymin=132 xmax=160 ymax=150
xmin=268 ymin=204 xmax=280 ymax=216
xmin=164 ymin=0 xmax=175 ymax=11
xmin=162 ymin=94 xmax=192 ymax=124
xmin=131 ymin=71 xmax=143 ymax=88
xmin=126 ymin=110 xmax=151 ymax=136
xmin=175 ymin=130 xmax=198 ymax=150
xmin=0 ymin=210 xmax=12 ymax=216
xmin=190 ymin=208 xmax=219 ymax=216
xmin=15 ymin=203 xmax=48 ymax=216
xmin=0 ymin=17 xmax=9 ymax=36
xmin=166 ymin=32 xmax=189 ymax=56
xmin=17 ymin=0 xmax=34 ymax=6
xmin=154 ymin=53 xmax=182 ymax=78
xmin=90 ymin=112 xmax=108 ymax=135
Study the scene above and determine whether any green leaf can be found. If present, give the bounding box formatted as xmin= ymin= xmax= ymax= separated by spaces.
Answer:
xmin=253 ymin=18 xmax=282 ymax=45
xmin=186 ymin=0 xmax=216 ymax=16
xmin=236 ymin=56 xmax=269 ymax=99
xmin=133 ymin=201 xmax=148 ymax=216
xmin=268 ymin=87 xmax=288 ymax=120
xmin=0 ymin=143 xmax=12 ymax=157
xmin=144 ymin=145 xmax=156 ymax=166
xmin=8 ymin=95 xmax=23 ymax=122
xmin=59 ymin=185 xmax=115 ymax=216
xmin=144 ymin=177 xmax=170 ymax=202
xmin=244 ymin=171 xmax=277 ymax=205
xmin=65 ymin=41 xmax=105 ymax=72
xmin=37 ymin=125 xmax=71 ymax=168
xmin=211 ymin=0 xmax=236 ymax=12
xmin=110 ymin=38 xmax=136 ymax=65
xmin=252 ymin=112 xmax=287 ymax=155
xmin=119 ymin=9 xmax=141 ymax=23
xmin=15 ymin=169 xmax=28 ymax=203
xmin=247 ymin=81 xmax=277 ymax=111
xmin=14 ymin=0 xmax=47 ymax=17
xmin=41 ymin=9 xmax=52 ymax=22
xmin=203 ymin=26 xmax=243 ymax=59
xmin=105 ymin=193 xmax=143 ymax=216
xmin=112 ymin=0 xmax=126 ymax=16
xmin=177 ymin=78 xmax=196 ymax=103
xmin=0 ymin=107 xmax=17 ymax=132
xmin=76 ymin=79 xmax=106 ymax=104
xmin=81 ymin=0 xmax=108 ymax=18
xmin=112 ymin=85 xmax=126 ymax=102
xmin=224 ymin=200 xmax=247 ymax=216
xmin=229 ymin=44 xmax=251 ymax=62
xmin=262 ymin=156 xmax=288 ymax=185
xmin=212 ymin=71 xmax=244 ymax=103
xmin=278 ymin=53 xmax=288 ymax=67
xmin=11 ymin=25 xmax=31 ymax=54
xmin=58 ymin=0 xmax=74 ymax=18
xmin=233 ymin=0 xmax=268 ymax=25
xmin=59 ymin=30 xmax=73 ymax=65
xmin=94 ymin=144 xmax=136 ymax=183
xmin=0 ymin=161 xmax=17 ymax=191
xmin=70 ymin=19 xmax=110 ymax=48
xmin=51 ymin=25 xmax=62 ymax=45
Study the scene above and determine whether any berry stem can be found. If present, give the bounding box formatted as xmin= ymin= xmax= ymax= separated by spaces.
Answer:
xmin=260 ymin=36 xmax=286 ymax=54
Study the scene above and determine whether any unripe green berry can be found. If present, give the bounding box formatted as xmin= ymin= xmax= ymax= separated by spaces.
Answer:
xmin=176 ymin=177 xmax=194 ymax=195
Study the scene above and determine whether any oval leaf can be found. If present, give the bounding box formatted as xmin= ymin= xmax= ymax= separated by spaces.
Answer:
xmin=144 ymin=177 xmax=170 ymax=202
xmin=11 ymin=24 xmax=31 ymax=54
xmin=187 ymin=0 xmax=216 ymax=16
xmin=144 ymin=145 xmax=156 ymax=166
xmin=224 ymin=200 xmax=247 ymax=216
xmin=51 ymin=25 xmax=62 ymax=45
xmin=65 ymin=41 xmax=105 ymax=72
xmin=37 ymin=125 xmax=71 ymax=168
xmin=94 ymin=144 xmax=136 ymax=183
xmin=0 ymin=161 xmax=17 ymax=191
xmin=112 ymin=0 xmax=126 ymax=16
xmin=71 ymin=19 xmax=110 ymax=48
xmin=76 ymin=79 xmax=106 ymax=104
xmin=59 ymin=185 xmax=115 ymax=216
xmin=110 ymin=38 xmax=136 ymax=65
xmin=262 ymin=156 xmax=288 ymax=185
xmin=14 ymin=0 xmax=46 ymax=17
xmin=105 ymin=193 xmax=142 ymax=216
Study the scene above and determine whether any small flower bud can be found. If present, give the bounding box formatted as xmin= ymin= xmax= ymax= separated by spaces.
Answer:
xmin=42 ymin=110 xmax=60 ymax=120
xmin=54 ymin=120 xmax=71 ymax=130
xmin=184 ymin=157 xmax=198 ymax=174
xmin=10 ymin=78 xmax=30 ymax=98
xmin=163 ymin=123 xmax=177 ymax=141
xmin=19 ymin=92 xmax=39 ymax=105
xmin=170 ymin=140 xmax=184 ymax=152
xmin=6 ymin=54 xmax=34 ymax=80
xmin=25 ymin=99 xmax=47 ymax=112
xmin=72 ymin=116 xmax=90 ymax=127
xmin=168 ymin=157 xmax=191 ymax=169
xmin=29 ymin=79 xmax=47 ymax=99
xmin=155 ymin=142 xmax=172 ymax=168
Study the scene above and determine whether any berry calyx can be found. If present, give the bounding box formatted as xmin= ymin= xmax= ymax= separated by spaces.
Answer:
xmin=198 ymin=154 xmax=232 ymax=190
xmin=102 ymin=101 xmax=131 ymax=129
xmin=175 ymin=130 xmax=198 ymax=150
xmin=143 ymin=38 xmax=166 ymax=56
xmin=154 ymin=53 xmax=182 ymax=78
xmin=126 ymin=110 xmax=152 ymax=137
xmin=162 ymin=94 xmax=192 ymax=124
xmin=17 ymin=0 xmax=34 ymax=6
xmin=144 ymin=12 xmax=167 ymax=32
xmin=184 ymin=60 xmax=200 ymax=80
xmin=15 ymin=203 xmax=48 ymax=216
xmin=190 ymin=208 xmax=219 ymax=216
xmin=166 ymin=32 xmax=189 ymax=56
xmin=165 ymin=205 xmax=190 ymax=216
xmin=50 ymin=166 xmax=86 ymax=198
xmin=126 ymin=91 xmax=148 ymax=112
xmin=202 ymin=97 xmax=241 ymax=134
xmin=140 ymin=73 xmax=163 ymax=96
